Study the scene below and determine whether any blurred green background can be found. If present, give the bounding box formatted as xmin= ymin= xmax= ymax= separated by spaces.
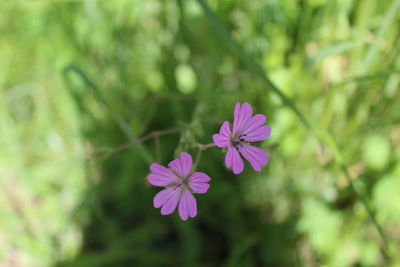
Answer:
xmin=1 ymin=0 xmax=400 ymax=266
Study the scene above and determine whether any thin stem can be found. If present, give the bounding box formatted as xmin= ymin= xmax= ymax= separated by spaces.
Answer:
xmin=192 ymin=143 xmax=216 ymax=171
xmin=111 ymin=128 xmax=181 ymax=153
xmin=87 ymin=128 xmax=181 ymax=162
xmin=195 ymin=143 xmax=216 ymax=150
xmin=193 ymin=148 xmax=203 ymax=172
xmin=111 ymin=128 xmax=181 ymax=154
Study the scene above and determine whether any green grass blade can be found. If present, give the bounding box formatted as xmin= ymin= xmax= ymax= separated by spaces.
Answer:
xmin=361 ymin=0 xmax=400 ymax=74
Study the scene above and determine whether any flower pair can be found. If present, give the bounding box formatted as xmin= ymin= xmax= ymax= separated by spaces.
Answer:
xmin=147 ymin=102 xmax=271 ymax=220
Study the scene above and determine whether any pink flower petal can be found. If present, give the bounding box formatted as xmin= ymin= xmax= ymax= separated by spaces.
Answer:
xmin=233 ymin=103 xmax=241 ymax=134
xmin=188 ymin=172 xmax=211 ymax=194
xmin=168 ymin=152 xmax=193 ymax=178
xmin=242 ymin=114 xmax=266 ymax=136
xmin=225 ymin=146 xmax=233 ymax=168
xmin=212 ymin=121 xmax=231 ymax=148
xmin=233 ymin=102 xmax=253 ymax=136
xmin=213 ymin=134 xmax=230 ymax=148
xmin=148 ymin=163 xmax=180 ymax=186
xmin=245 ymin=125 xmax=271 ymax=142
xmin=157 ymin=187 xmax=181 ymax=215
xmin=178 ymin=188 xmax=197 ymax=220
xmin=239 ymin=144 xmax=268 ymax=171
xmin=219 ymin=121 xmax=231 ymax=137
xmin=225 ymin=146 xmax=244 ymax=174
xmin=153 ymin=187 xmax=180 ymax=209
xmin=179 ymin=152 xmax=193 ymax=176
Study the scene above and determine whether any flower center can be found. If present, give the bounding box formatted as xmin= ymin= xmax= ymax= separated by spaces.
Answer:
xmin=169 ymin=172 xmax=192 ymax=191
xmin=231 ymin=133 xmax=247 ymax=149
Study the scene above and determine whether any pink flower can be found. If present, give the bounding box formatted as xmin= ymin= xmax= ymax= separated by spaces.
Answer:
xmin=147 ymin=152 xmax=211 ymax=220
xmin=212 ymin=102 xmax=271 ymax=174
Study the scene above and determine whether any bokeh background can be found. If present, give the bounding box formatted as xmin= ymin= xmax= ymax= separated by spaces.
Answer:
xmin=1 ymin=0 xmax=400 ymax=266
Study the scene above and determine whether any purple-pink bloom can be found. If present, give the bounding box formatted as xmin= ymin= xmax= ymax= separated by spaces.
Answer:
xmin=212 ymin=102 xmax=271 ymax=174
xmin=147 ymin=152 xmax=211 ymax=220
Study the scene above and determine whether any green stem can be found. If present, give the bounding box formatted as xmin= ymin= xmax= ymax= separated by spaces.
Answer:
xmin=193 ymin=148 xmax=203 ymax=173
xmin=193 ymin=143 xmax=216 ymax=171
xmin=87 ymin=128 xmax=181 ymax=161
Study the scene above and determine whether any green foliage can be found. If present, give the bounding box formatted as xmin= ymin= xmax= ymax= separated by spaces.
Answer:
xmin=363 ymin=134 xmax=391 ymax=171
xmin=1 ymin=0 xmax=399 ymax=266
